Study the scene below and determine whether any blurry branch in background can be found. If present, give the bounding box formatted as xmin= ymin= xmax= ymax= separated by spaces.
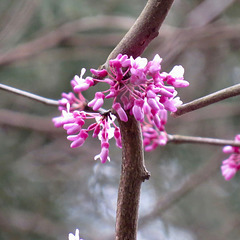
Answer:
xmin=172 ymin=83 xmax=240 ymax=117
xmin=139 ymin=152 xmax=221 ymax=228
xmin=0 ymin=0 xmax=39 ymax=47
xmin=1 ymin=13 xmax=240 ymax=68
xmin=0 ymin=16 xmax=134 ymax=66
xmin=0 ymin=109 xmax=62 ymax=134
xmin=0 ymin=208 xmax=66 ymax=237
xmin=184 ymin=0 xmax=235 ymax=27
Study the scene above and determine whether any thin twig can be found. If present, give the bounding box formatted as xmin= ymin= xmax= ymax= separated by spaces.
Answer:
xmin=167 ymin=134 xmax=240 ymax=147
xmin=0 ymin=83 xmax=59 ymax=106
xmin=172 ymin=83 xmax=240 ymax=117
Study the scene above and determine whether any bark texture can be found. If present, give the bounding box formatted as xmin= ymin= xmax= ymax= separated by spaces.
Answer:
xmin=116 ymin=114 xmax=150 ymax=240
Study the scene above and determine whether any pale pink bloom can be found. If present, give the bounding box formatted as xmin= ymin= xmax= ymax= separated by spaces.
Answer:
xmin=221 ymin=134 xmax=240 ymax=180
xmin=94 ymin=142 xmax=110 ymax=163
xmin=132 ymin=99 xmax=144 ymax=122
xmin=221 ymin=161 xmax=237 ymax=181
xmin=88 ymin=92 xmax=105 ymax=111
xmin=146 ymin=54 xmax=162 ymax=76
xmin=90 ymin=68 xmax=108 ymax=78
xmin=67 ymin=129 xmax=89 ymax=148
xmin=114 ymin=127 xmax=122 ymax=148
xmin=71 ymin=68 xmax=94 ymax=93
xmin=163 ymin=65 xmax=189 ymax=88
xmin=112 ymin=102 xmax=128 ymax=122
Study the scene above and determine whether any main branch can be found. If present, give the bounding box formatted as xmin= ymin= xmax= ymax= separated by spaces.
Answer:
xmin=106 ymin=0 xmax=174 ymax=64
xmin=111 ymin=0 xmax=174 ymax=239
xmin=116 ymin=114 xmax=150 ymax=240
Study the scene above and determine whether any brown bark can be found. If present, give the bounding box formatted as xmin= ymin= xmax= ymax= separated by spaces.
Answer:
xmin=116 ymin=114 xmax=150 ymax=240
xmin=111 ymin=1 xmax=175 ymax=239
xmin=106 ymin=0 xmax=174 ymax=64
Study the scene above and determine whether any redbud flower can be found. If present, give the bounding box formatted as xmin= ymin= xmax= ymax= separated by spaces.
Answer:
xmin=53 ymin=53 xmax=189 ymax=162
xmin=132 ymin=99 xmax=145 ymax=122
xmin=221 ymin=134 xmax=240 ymax=181
xmin=67 ymin=129 xmax=89 ymax=148
xmin=114 ymin=127 xmax=122 ymax=148
xmin=94 ymin=142 xmax=110 ymax=163
xmin=112 ymin=103 xmax=128 ymax=122
xmin=88 ymin=92 xmax=105 ymax=111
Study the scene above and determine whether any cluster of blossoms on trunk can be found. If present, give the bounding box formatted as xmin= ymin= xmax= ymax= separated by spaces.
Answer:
xmin=53 ymin=54 xmax=189 ymax=163
xmin=221 ymin=135 xmax=240 ymax=181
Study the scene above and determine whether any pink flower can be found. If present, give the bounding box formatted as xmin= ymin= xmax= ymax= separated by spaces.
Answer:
xmin=112 ymin=103 xmax=128 ymax=122
xmin=94 ymin=142 xmax=110 ymax=163
xmin=114 ymin=127 xmax=122 ymax=148
xmin=146 ymin=54 xmax=162 ymax=77
xmin=71 ymin=68 xmax=94 ymax=93
xmin=67 ymin=129 xmax=89 ymax=148
xmin=88 ymin=92 xmax=105 ymax=111
xmin=221 ymin=134 xmax=240 ymax=180
xmin=90 ymin=68 xmax=108 ymax=78
xmin=163 ymin=65 xmax=189 ymax=88
xmin=53 ymin=54 xmax=190 ymax=161
xmin=132 ymin=99 xmax=145 ymax=122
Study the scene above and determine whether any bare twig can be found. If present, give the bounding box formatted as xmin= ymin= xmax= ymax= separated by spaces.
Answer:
xmin=172 ymin=83 xmax=240 ymax=117
xmin=0 ymin=83 xmax=59 ymax=106
xmin=167 ymin=134 xmax=240 ymax=147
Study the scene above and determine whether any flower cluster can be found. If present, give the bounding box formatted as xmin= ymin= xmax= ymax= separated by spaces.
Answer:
xmin=221 ymin=135 xmax=240 ymax=181
xmin=53 ymin=54 xmax=189 ymax=162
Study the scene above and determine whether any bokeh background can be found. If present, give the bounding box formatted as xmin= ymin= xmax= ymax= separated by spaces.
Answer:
xmin=0 ymin=0 xmax=240 ymax=239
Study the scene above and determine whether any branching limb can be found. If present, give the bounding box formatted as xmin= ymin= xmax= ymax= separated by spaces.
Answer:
xmin=105 ymin=0 xmax=174 ymax=65
xmin=0 ymin=83 xmax=59 ymax=106
xmin=111 ymin=1 xmax=174 ymax=240
xmin=167 ymin=134 xmax=240 ymax=147
xmin=172 ymin=83 xmax=240 ymax=117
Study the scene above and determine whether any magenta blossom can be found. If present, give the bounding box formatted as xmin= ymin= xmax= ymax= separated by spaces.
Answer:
xmin=53 ymin=54 xmax=189 ymax=161
xmin=221 ymin=134 xmax=240 ymax=180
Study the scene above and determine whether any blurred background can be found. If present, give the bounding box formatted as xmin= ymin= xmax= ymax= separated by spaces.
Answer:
xmin=0 ymin=0 xmax=240 ymax=239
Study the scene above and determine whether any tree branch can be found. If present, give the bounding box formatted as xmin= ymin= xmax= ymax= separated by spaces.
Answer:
xmin=172 ymin=83 xmax=240 ymax=117
xmin=106 ymin=0 xmax=174 ymax=64
xmin=111 ymin=1 xmax=174 ymax=239
xmin=0 ymin=83 xmax=59 ymax=106
xmin=116 ymin=114 xmax=150 ymax=240
xmin=167 ymin=134 xmax=240 ymax=147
